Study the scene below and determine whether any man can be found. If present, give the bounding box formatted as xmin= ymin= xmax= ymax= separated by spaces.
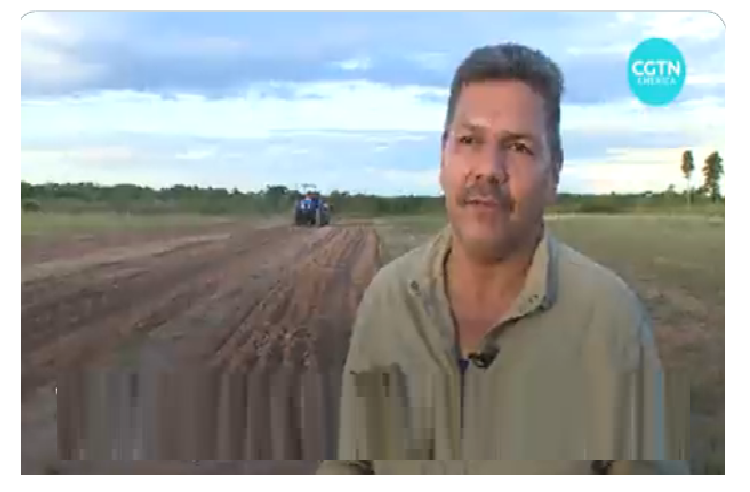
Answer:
xmin=318 ymin=43 xmax=688 ymax=474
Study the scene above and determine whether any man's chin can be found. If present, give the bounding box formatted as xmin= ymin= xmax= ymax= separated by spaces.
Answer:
xmin=455 ymin=227 xmax=512 ymax=262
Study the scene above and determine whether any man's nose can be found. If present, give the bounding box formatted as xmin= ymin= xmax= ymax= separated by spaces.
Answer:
xmin=472 ymin=144 xmax=508 ymax=182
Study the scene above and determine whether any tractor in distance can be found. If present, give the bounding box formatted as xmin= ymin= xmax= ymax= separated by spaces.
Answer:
xmin=293 ymin=187 xmax=331 ymax=227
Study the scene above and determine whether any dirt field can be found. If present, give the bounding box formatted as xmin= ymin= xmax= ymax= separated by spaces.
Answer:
xmin=22 ymin=213 xmax=724 ymax=474
xmin=22 ymin=219 xmax=381 ymax=474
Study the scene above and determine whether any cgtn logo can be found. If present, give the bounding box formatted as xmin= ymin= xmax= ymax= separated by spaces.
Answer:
xmin=631 ymin=59 xmax=682 ymax=85
xmin=628 ymin=38 xmax=686 ymax=106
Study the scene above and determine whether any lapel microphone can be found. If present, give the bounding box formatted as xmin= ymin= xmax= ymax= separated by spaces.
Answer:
xmin=467 ymin=346 xmax=500 ymax=369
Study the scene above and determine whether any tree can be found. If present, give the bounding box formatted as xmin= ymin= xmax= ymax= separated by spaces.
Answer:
xmin=22 ymin=199 xmax=41 ymax=212
xmin=21 ymin=181 xmax=33 ymax=200
xmin=264 ymin=185 xmax=291 ymax=210
xmin=680 ymin=149 xmax=695 ymax=207
xmin=265 ymin=185 xmax=289 ymax=197
xmin=701 ymin=151 xmax=724 ymax=203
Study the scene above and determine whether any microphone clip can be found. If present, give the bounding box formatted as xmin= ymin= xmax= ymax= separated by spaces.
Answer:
xmin=467 ymin=348 xmax=498 ymax=369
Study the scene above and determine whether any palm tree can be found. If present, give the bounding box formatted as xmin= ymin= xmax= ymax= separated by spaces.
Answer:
xmin=680 ymin=149 xmax=695 ymax=208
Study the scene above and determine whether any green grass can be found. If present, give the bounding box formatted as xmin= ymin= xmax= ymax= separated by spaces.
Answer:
xmin=374 ymin=213 xmax=725 ymax=474
xmin=21 ymin=212 xmax=234 ymax=237
xmin=545 ymin=215 xmax=724 ymax=295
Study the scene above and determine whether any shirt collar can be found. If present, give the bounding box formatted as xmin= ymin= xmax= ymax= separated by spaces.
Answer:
xmin=410 ymin=222 xmax=559 ymax=317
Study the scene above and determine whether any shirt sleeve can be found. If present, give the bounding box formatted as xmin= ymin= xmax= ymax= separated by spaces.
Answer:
xmin=613 ymin=311 xmax=691 ymax=473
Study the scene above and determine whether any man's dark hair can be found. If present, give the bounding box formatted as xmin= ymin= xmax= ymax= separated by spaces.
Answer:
xmin=443 ymin=43 xmax=565 ymax=166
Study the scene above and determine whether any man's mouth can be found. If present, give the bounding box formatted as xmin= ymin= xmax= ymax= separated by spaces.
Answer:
xmin=465 ymin=198 xmax=501 ymax=208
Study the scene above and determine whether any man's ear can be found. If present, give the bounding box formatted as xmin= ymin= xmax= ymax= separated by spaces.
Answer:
xmin=438 ymin=146 xmax=447 ymax=194
xmin=543 ymin=157 xmax=562 ymax=205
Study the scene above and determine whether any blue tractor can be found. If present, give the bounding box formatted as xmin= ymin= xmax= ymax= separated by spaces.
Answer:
xmin=293 ymin=190 xmax=330 ymax=227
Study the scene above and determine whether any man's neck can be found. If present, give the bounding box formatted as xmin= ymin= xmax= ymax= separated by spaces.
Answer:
xmin=447 ymin=229 xmax=542 ymax=305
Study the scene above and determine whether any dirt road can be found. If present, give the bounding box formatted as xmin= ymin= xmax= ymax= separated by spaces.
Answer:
xmin=22 ymin=221 xmax=383 ymax=473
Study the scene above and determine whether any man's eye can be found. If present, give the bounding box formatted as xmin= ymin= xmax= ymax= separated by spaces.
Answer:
xmin=457 ymin=135 xmax=476 ymax=145
xmin=511 ymin=142 xmax=533 ymax=155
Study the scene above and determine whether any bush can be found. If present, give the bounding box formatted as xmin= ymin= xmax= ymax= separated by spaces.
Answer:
xmin=22 ymin=200 xmax=41 ymax=212
xmin=575 ymin=200 xmax=626 ymax=214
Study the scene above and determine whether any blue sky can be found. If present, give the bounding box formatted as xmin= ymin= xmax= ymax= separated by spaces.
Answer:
xmin=21 ymin=11 xmax=725 ymax=195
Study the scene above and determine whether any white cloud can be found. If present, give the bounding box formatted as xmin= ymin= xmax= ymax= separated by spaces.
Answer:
xmin=640 ymin=12 xmax=725 ymax=42
xmin=21 ymin=12 xmax=81 ymax=45
xmin=615 ymin=12 xmax=636 ymax=24
xmin=22 ymin=43 xmax=104 ymax=88
xmin=21 ymin=81 xmax=723 ymax=195
xmin=334 ymin=57 xmax=373 ymax=71
xmin=171 ymin=35 xmax=248 ymax=56
xmin=610 ymin=11 xmax=724 ymax=42
xmin=23 ymin=81 xmax=722 ymax=146
xmin=22 ymin=81 xmax=447 ymax=138
xmin=175 ymin=149 xmax=215 ymax=160
xmin=562 ymin=145 xmax=722 ymax=194
xmin=21 ymin=147 xmax=264 ymax=191
xmin=23 ymin=146 xmax=135 ymax=164
xmin=562 ymin=96 xmax=724 ymax=147
xmin=408 ymin=52 xmax=450 ymax=71
xmin=18 ymin=11 xmax=726 ymax=196
xmin=21 ymin=12 xmax=111 ymax=92
xmin=565 ymin=43 xmax=632 ymax=57
xmin=255 ymin=129 xmax=430 ymax=143
xmin=364 ymin=167 xmax=438 ymax=195
xmin=564 ymin=11 xmax=725 ymax=83
xmin=260 ymin=144 xmax=314 ymax=159
xmin=685 ymin=72 xmax=725 ymax=86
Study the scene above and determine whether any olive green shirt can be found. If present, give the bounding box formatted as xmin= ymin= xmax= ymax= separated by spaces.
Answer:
xmin=318 ymin=224 xmax=689 ymax=474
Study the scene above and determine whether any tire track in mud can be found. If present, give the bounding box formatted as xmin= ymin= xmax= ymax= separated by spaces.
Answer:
xmin=209 ymin=226 xmax=378 ymax=371
xmin=165 ymin=226 xmax=339 ymax=367
xmin=26 ymin=224 xmax=309 ymax=467
xmin=200 ymin=225 xmax=381 ymax=461
xmin=21 ymin=225 xmax=303 ymax=398
xmin=28 ymin=224 xmax=384 ymax=467
xmin=22 ymin=238 xmax=226 ymax=356
xmin=22 ymin=221 xmax=238 ymax=266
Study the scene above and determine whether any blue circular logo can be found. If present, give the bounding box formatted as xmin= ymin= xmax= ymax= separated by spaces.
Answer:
xmin=628 ymin=37 xmax=686 ymax=106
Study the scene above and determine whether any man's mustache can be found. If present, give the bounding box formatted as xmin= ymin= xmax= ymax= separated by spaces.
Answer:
xmin=458 ymin=183 xmax=515 ymax=210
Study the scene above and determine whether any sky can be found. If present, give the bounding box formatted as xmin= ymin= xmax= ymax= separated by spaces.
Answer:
xmin=21 ymin=11 xmax=725 ymax=196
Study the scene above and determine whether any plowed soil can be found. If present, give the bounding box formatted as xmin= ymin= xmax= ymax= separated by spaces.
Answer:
xmin=22 ymin=221 xmax=384 ymax=474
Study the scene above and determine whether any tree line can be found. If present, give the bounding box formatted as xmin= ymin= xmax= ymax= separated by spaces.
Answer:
xmin=21 ymin=150 xmax=724 ymax=217
xmin=20 ymin=182 xmax=445 ymax=216
xmin=21 ymin=182 xmax=723 ymax=217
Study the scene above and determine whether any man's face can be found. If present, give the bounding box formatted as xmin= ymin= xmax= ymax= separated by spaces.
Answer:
xmin=439 ymin=80 xmax=559 ymax=261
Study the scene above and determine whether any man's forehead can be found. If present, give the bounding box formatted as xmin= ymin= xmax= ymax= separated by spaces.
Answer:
xmin=453 ymin=115 xmax=542 ymax=138
xmin=461 ymin=116 xmax=495 ymax=128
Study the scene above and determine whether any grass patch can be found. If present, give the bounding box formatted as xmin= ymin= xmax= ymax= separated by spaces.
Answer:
xmin=371 ymin=214 xmax=447 ymax=261
xmin=21 ymin=212 xmax=234 ymax=237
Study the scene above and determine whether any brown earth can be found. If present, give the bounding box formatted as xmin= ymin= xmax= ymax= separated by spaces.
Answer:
xmin=22 ymin=221 xmax=383 ymax=474
xmin=24 ymin=214 xmax=723 ymax=474
xmin=22 ymin=220 xmax=240 ymax=266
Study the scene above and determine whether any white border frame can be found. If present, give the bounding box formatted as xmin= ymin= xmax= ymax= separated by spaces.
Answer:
xmin=10 ymin=3 xmax=739 ymax=486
